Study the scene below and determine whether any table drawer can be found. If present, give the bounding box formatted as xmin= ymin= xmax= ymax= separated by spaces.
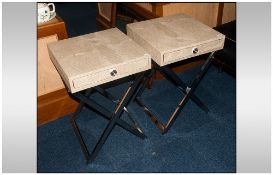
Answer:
xmin=72 ymin=57 xmax=150 ymax=91
xmin=163 ymin=38 xmax=224 ymax=65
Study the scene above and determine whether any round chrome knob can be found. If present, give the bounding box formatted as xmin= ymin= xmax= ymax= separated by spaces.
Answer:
xmin=192 ymin=47 xmax=198 ymax=54
xmin=110 ymin=69 xmax=117 ymax=76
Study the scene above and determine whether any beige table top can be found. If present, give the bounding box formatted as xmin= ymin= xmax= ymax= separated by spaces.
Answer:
xmin=48 ymin=28 xmax=151 ymax=93
xmin=127 ymin=14 xmax=225 ymax=66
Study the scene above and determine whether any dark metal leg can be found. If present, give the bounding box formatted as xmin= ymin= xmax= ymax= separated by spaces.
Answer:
xmin=70 ymin=72 xmax=147 ymax=164
xmin=155 ymin=63 xmax=209 ymax=113
xmin=188 ymin=52 xmax=215 ymax=89
xmin=135 ymin=69 xmax=155 ymax=98
xmin=74 ymin=93 xmax=146 ymax=139
xmin=87 ymin=72 xmax=146 ymax=163
xmin=136 ymin=52 xmax=215 ymax=134
xmin=94 ymin=86 xmax=119 ymax=103
xmin=70 ymin=88 xmax=94 ymax=161
xmin=93 ymin=74 xmax=151 ymax=135
xmin=71 ymin=88 xmax=94 ymax=120
xmin=71 ymin=118 xmax=91 ymax=162
xmin=94 ymin=86 xmax=139 ymax=124
xmin=163 ymin=52 xmax=215 ymax=133
xmin=135 ymin=97 xmax=166 ymax=132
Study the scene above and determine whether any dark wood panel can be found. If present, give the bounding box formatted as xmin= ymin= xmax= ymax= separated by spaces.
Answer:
xmin=96 ymin=3 xmax=117 ymax=30
xmin=120 ymin=3 xmax=159 ymax=21
xmin=217 ymin=3 xmax=224 ymax=26
xmin=38 ymin=16 xmax=68 ymax=40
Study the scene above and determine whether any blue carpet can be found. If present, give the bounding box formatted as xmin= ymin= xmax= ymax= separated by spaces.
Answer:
xmin=37 ymin=65 xmax=236 ymax=172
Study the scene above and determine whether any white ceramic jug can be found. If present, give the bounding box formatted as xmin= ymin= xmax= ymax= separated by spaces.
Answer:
xmin=38 ymin=3 xmax=55 ymax=23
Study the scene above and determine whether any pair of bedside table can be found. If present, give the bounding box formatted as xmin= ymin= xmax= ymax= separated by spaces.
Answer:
xmin=47 ymin=14 xmax=225 ymax=164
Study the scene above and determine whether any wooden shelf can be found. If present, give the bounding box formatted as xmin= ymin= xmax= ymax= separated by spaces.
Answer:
xmin=37 ymin=16 xmax=78 ymax=126
xmin=38 ymin=16 xmax=68 ymax=40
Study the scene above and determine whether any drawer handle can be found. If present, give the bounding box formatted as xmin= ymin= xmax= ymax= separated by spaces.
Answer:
xmin=110 ymin=69 xmax=117 ymax=77
xmin=192 ymin=47 xmax=199 ymax=54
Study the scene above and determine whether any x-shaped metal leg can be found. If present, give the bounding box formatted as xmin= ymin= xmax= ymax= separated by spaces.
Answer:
xmin=136 ymin=52 xmax=216 ymax=134
xmin=93 ymin=86 xmax=145 ymax=134
xmin=70 ymin=72 xmax=147 ymax=164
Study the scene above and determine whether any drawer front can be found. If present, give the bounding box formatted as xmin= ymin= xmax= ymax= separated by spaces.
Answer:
xmin=163 ymin=38 xmax=224 ymax=65
xmin=73 ymin=68 xmax=112 ymax=89
xmin=72 ymin=58 xmax=149 ymax=90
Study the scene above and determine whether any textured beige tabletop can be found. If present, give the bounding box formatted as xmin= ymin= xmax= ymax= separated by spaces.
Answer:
xmin=48 ymin=28 xmax=151 ymax=93
xmin=127 ymin=14 xmax=225 ymax=66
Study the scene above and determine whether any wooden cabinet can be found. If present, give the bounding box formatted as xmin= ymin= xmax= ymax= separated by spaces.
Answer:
xmin=96 ymin=3 xmax=236 ymax=30
xmin=222 ymin=3 xmax=236 ymax=24
xmin=38 ymin=16 xmax=68 ymax=40
xmin=157 ymin=3 xmax=221 ymax=27
xmin=96 ymin=3 xmax=117 ymax=30
xmin=38 ymin=16 xmax=78 ymax=126
xmin=120 ymin=3 xmax=236 ymax=27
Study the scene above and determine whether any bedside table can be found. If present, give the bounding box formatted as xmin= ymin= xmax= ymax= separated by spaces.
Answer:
xmin=48 ymin=28 xmax=150 ymax=164
xmin=127 ymin=14 xmax=225 ymax=134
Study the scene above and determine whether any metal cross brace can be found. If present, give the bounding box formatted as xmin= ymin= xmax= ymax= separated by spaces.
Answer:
xmin=70 ymin=71 xmax=148 ymax=164
xmin=135 ymin=52 xmax=216 ymax=134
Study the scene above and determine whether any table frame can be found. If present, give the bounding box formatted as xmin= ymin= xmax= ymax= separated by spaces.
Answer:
xmin=135 ymin=52 xmax=216 ymax=134
xmin=70 ymin=72 xmax=148 ymax=164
